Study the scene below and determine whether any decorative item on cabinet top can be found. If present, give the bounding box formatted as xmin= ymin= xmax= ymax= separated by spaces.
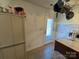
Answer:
xmin=0 ymin=6 xmax=8 ymax=13
xmin=0 ymin=6 xmax=26 ymax=17
xmin=8 ymin=6 xmax=26 ymax=17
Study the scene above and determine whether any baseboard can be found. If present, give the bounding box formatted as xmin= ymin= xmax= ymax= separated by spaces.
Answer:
xmin=26 ymin=40 xmax=54 ymax=52
xmin=26 ymin=43 xmax=44 ymax=51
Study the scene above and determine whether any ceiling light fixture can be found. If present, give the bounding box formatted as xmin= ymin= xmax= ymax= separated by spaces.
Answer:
xmin=53 ymin=0 xmax=74 ymax=20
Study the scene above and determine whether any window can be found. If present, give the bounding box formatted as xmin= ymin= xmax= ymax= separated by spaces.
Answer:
xmin=46 ymin=19 xmax=53 ymax=40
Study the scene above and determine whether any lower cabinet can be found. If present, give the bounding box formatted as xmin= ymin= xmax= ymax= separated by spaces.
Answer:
xmin=0 ymin=50 xmax=3 ymax=59
xmin=15 ymin=44 xmax=25 ymax=59
xmin=2 ymin=47 xmax=16 ymax=59
xmin=0 ymin=44 xmax=25 ymax=59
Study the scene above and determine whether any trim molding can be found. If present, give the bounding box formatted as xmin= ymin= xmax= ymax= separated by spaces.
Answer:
xmin=26 ymin=40 xmax=54 ymax=51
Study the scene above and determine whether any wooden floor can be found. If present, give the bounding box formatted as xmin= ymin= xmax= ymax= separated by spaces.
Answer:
xmin=26 ymin=43 xmax=66 ymax=59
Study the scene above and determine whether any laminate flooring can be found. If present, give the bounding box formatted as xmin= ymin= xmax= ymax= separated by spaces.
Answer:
xmin=26 ymin=43 xmax=66 ymax=59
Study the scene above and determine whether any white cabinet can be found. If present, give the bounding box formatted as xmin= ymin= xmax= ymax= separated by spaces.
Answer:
xmin=0 ymin=50 xmax=3 ymax=59
xmin=0 ymin=14 xmax=25 ymax=59
xmin=0 ymin=14 xmax=13 ymax=47
xmin=2 ymin=47 xmax=16 ymax=59
xmin=11 ymin=16 xmax=25 ymax=44
xmin=2 ymin=44 xmax=25 ymax=59
xmin=15 ymin=44 xmax=25 ymax=59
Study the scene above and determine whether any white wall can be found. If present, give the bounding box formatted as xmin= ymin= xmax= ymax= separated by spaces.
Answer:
xmin=0 ymin=0 xmax=11 ymax=7
xmin=1 ymin=0 xmax=56 ymax=51
xmin=57 ymin=6 xmax=79 ymax=39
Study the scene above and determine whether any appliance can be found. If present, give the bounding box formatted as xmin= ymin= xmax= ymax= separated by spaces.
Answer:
xmin=69 ymin=31 xmax=79 ymax=41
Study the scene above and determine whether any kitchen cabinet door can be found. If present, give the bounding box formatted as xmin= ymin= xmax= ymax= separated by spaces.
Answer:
xmin=11 ymin=16 xmax=25 ymax=44
xmin=0 ymin=50 xmax=3 ymax=59
xmin=15 ymin=44 xmax=25 ymax=59
xmin=0 ymin=14 xmax=13 ymax=47
xmin=2 ymin=47 xmax=16 ymax=59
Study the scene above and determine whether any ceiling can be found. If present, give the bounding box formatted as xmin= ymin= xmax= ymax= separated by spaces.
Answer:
xmin=25 ymin=0 xmax=58 ymax=9
xmin=25 ymin=0 xmax=79 ymax=9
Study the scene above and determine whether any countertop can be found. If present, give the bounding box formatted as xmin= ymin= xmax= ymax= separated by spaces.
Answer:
xmin=55 ymin=39 xmax=79 ymax=53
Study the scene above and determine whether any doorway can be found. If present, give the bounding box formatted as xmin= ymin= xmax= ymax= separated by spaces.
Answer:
xmin=45 ymin=19 xmax=53 ymax=43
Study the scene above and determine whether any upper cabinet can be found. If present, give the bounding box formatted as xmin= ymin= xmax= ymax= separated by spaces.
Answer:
xmin=11 ymin=15 xmax=25 ymax=44
xmin=0 ymin=14 xmax=25 ymax=47
xmin=0 ymin=14 xmax=13 ymax=47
